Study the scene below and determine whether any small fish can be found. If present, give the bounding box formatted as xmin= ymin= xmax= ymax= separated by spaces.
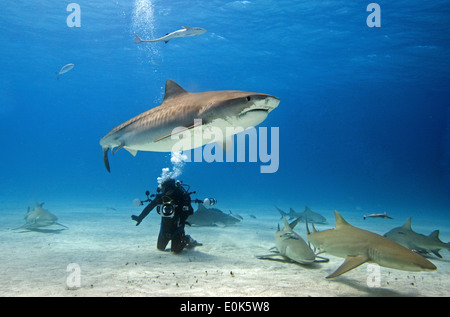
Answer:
xmin=364 ymin=212 xmax=393 ymax=220
xmin=135 ymin=26 xmax=206 ymax=44
xmin=56 ymin=63 xmax=74 ymax=79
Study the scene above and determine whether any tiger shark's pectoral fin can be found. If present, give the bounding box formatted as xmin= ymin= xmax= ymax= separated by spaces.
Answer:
xmin=153 ymin=121 xmax=203 ymax=143
xmin=103 ymin=147 xmax=111 ymax=173
xmin=125 ymin=148 xmax=138 ymax=156
xmin=326 ymin=255 xmax=369 ymax=279
xmin=113 ymin=144 xmax=124 ymax=155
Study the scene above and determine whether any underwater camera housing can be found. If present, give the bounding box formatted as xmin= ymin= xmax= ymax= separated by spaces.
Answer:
xmin=203 ymin=198 xmax=217 ymax=206
xmin=157 ymin=203 xmax=176 ymax=218
xmin=133 ymin=190 xmax=154 ymax=207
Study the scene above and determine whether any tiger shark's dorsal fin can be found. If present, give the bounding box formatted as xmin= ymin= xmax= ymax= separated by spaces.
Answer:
xmin=163 ymin=79 xmax=188 ymax=102
xmin=334 ymin=210 xmax=351 ymax=228
xmin=402 ymin=217 xmax=412 ymax=230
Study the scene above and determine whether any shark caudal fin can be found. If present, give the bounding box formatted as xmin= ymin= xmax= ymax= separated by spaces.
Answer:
xmin=103 ymin=147 xmax=111 ymax=173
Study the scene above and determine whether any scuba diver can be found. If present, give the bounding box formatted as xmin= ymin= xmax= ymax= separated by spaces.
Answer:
xmin=131 ymin=178 xmax=204 ymax=253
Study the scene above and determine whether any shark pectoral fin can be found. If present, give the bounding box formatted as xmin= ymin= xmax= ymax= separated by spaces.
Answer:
xmin=113 ymin=144 xmax=124 ymax=155
xmin=103 ymin=147 xmax=111 ymax=173
xmin=154 ymin=121 xmax=202 ymax=143
xmin=431 ymin=249 xmax=442 ymax=258
xmin=125 ymin=148 xmax=138 ymax=157
xmin=326 ymin=255 xmax=369 ymax=279
xmin=314 ymin=255 xmax=329 ymax=263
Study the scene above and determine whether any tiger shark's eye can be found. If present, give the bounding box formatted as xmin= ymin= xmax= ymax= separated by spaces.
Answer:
xmin=246 ymin=96 xmax=251 ymax=101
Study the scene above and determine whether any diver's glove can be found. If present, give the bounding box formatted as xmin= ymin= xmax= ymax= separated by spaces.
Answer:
xmin=131 ymin=215 xmax=142 ymax=226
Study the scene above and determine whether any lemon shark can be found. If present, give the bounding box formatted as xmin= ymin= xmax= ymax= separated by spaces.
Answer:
xmin=100 ymin=79 xmax=280 ymax=172
xmin=384 ymin=218 xmax=450 ymax=258
xmin=135 ymin=26 xmax=206 ymax=44
xmin=257 ymin=216 xmax=328 ymax=264
xmin=307 ymin=210 xmax=436 ymax=279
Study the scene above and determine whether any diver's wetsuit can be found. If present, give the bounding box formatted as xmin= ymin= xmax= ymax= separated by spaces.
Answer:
xmin=132 ymin=181 xmax=194 ymax=253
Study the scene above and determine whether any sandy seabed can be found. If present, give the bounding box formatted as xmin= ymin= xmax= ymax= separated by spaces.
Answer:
xmin=0 ymin=204 xmax=449 ymax=297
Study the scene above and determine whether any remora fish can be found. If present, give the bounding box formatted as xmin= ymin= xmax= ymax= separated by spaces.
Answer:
xmin=14 ymin=202 xmax=68 ymax=231
xmin=384 ymin=218 xmax=450 ymax=258
xmin=364 ymin=212 xmax=393 ymax=220
xmin=307 ymin=210 xmax=436 ymax=279
xmin=135 ymin=26 xmax=206 ymax=44
xmin=257 ymin=216 xmax=326 ymax=264
xmin=56 ymin=63 xmax=74 ymax=79
xmin=99 ymin=79 xmax=280 ymax=172
xmin=187 ymin=204 xmax=241 ymax=227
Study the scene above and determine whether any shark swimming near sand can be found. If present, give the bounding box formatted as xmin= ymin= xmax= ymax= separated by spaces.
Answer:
xmin=384 ymin=218 xmax=450 ymax=258
xmin=187 ymin=204 xmax=241 ymax=227
xmin=14 ymin=202 xmax=68 ymax=232
xmin=306 ymin=210 xmax=436 ymax=279
xmin=257 ymin=216 xmax=328 ymax=264
xmin=135 ymin=26 xmax=206 ymax=44
xmin=100 ymin=79 xmax=280 ymax=172
xmin=275 ymin=206 xmax=327 ymax=224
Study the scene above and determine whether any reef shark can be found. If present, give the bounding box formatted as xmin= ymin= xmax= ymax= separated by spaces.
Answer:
xmin=100 ymin=79 xmax=280 ymax=172
xmin=307 ymin=210 xmax=436 ymax=279
xmin=257 ymin=216 xmax=328 ymax=264
xmin=186 ymin=204 xmax=241 ymax=227
xmin=275 ymin=206 xmax=327 ymax=224
xmin=14 ymin=202 xmax=68 ymax=231
xmin=135 ymin=26 xmax=206 ymax=44
xmin=384 ymin=218 xmax=450 ymax=258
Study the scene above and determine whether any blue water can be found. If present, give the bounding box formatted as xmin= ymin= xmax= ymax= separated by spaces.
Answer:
xmin=0 ymin=0 xmax=449 ymax=219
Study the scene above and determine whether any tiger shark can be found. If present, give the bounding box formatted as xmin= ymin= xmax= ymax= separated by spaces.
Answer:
xmin=100 ymin=79 xmax=280 ymax=172
xmin=307 ymin=210 xmax=436 ymax=279
xmin=135 ymin=26 xmax=206 ymax=44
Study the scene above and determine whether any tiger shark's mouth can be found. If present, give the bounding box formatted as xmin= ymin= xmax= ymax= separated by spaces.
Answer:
xmin=239 ymin=108 xmax=269 ymax=118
